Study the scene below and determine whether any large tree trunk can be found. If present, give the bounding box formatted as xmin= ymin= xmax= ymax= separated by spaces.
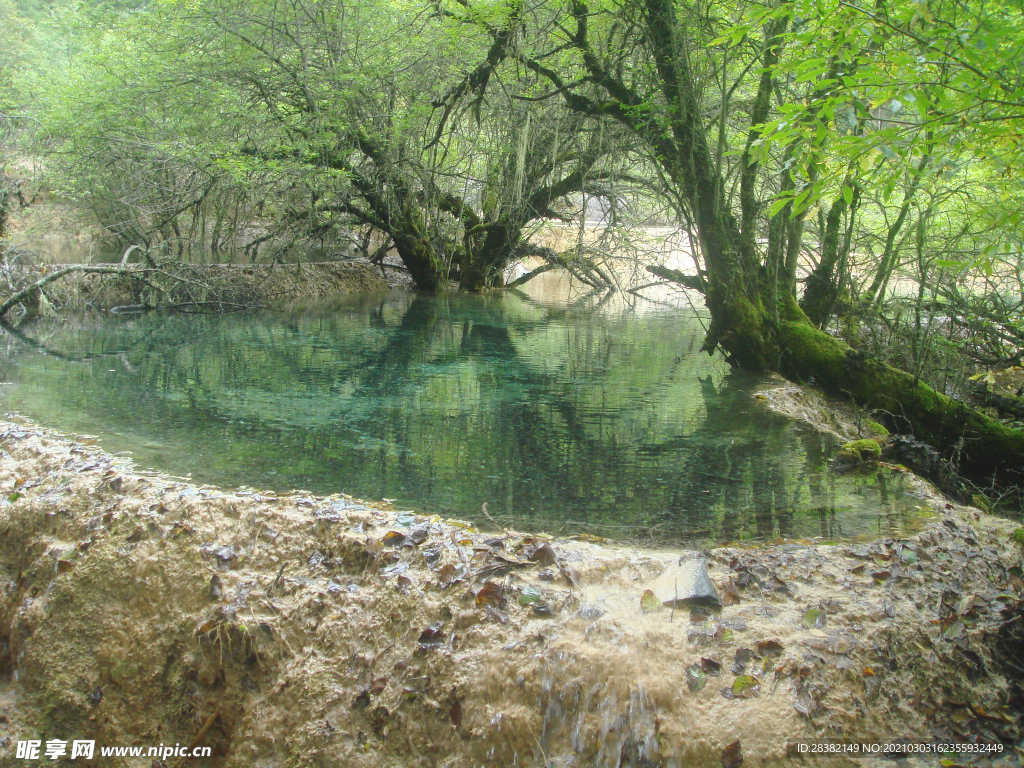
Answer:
xmin=633 ymin=0 xmax=1024 ymax=486
xmin=471 ymin=0 xmax=1024 ymax=488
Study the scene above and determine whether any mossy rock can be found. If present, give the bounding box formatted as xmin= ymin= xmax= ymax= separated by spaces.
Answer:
xmin=862 ymin=420 xmax=890 ymax=438
xmin=838 ymin=438 xmax=883 ymax=463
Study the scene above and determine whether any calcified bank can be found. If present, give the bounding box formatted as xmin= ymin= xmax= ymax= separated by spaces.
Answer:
xmin=0 ymin=417 xmax=1022 ymax=767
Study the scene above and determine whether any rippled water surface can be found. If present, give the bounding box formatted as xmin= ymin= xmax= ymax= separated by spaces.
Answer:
xmin=0 ymin=278 xmax=924 ymax=542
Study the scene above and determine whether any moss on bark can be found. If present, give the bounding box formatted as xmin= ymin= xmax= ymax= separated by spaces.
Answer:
xmin=779 ymin=320 xmax=1024 ymax=486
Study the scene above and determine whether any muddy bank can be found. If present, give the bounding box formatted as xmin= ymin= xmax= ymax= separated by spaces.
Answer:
xmin=1 ymin=261 xmax=398 ymax=316
xmin=0 ymin=418 xmax=1022 ymax=768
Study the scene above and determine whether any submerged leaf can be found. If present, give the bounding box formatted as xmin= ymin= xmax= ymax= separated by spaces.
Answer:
xmin=701 ymin=657 xmax=723 ymax=676
xmin=475 ymin=581 xmax=505 ymax=609
xmin=794 ymin=691 xmax=817 ymax=715
xmin=640 ymin=589 xmax=662 ymax=613
xmin=686 ymin=663 xmax=707 ymax=692
xmin=721 ymin=739 xmax=743 ymax=768
xmin=732 ymin=675 xmax=760 ymax=698
xmin=756 ymin=640 xmax=784 ymax=656
xmin=449 ymin=696 xmax=463 ymax=727
xmin=532 ymin=602 xmax=554 ymax=617
xmin=520 ymin=585 xmax=543 ymax=605
xmin=418 ymin=623 xmax=445 ymax=648
xmin=721 ymin=578 xmax=741 ymax=606
xmin=529 ymin=542 xmax=557 ymax=565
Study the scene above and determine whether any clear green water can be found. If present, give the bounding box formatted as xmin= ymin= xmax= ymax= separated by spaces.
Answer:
xmin=0 ymin=284 xmax=924 ymax=542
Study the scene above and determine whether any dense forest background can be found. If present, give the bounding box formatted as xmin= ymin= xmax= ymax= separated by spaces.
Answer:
xmin=1 ymin=0 xmax=1023 ymax=503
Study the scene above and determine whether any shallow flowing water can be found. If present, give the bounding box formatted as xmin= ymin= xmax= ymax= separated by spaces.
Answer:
xmin=0 ymin=278 xmax=924 ymax=542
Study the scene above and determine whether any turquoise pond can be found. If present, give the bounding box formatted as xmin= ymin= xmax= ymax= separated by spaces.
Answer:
xmin=0 ymin=280 xmax=925 ymax=542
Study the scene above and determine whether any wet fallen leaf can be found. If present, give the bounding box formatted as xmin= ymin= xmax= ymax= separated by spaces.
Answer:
xmin=396 ymin=574 xmax=417 ymax=590
xmin=731 ymin=675 xmax=760 ymax=698
xmin=449 ymin=696 xmax=463 ymax=727
xmin=957 ymin=594 xmax=980 ymax=616
xmin=559 ymin=563 xmax=583 ymax=590
xmin=382 ymin=531 xmax=406 ymax=547
xmin=380 ymin=561 xmax=409 ymax=580
xmin=520 ymin=585 xmax=543 ymax=605
xmin=721 ymin=578 xmax=741 ymax=606
xmin=794 ymin=691 xmax=817 ymax=715
xmin=701 ymin=657 xmax=722 ymax=676
xmin=533 ymin=602 xmax=554 ymax=617
xmin=940 ymin=615 xmax=965 ymax=640
xmin=475 ymin=581 xmax=505 ymax=609
xmin=530 ymin=543 xmax=557 ymax=565
xmin=685 ymin=663 xmax=707 ymax=692
xmin=407 ymin=525 xmax=429 ymax=545
xmin=721 ymin=739 xmax=743 ymax=768
xmin=437 ymin=563 xmax=463 ymax=587
xmin=756 ymin=640 xmax=784 ymax=656
xmin=640 ymin=589 xmax=662 ymax=613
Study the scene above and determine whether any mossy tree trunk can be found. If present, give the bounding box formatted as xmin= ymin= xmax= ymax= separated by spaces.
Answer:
xmin=513 ymin=0 xmax=1024 ymax=487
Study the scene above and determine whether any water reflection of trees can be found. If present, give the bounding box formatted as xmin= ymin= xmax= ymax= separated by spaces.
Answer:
xmin=1 ymin=294 xmax=911 ymax=542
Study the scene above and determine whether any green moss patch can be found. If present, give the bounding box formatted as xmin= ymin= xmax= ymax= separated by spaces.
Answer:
xmin=838 ymin=438 xmax=883 ymax=463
